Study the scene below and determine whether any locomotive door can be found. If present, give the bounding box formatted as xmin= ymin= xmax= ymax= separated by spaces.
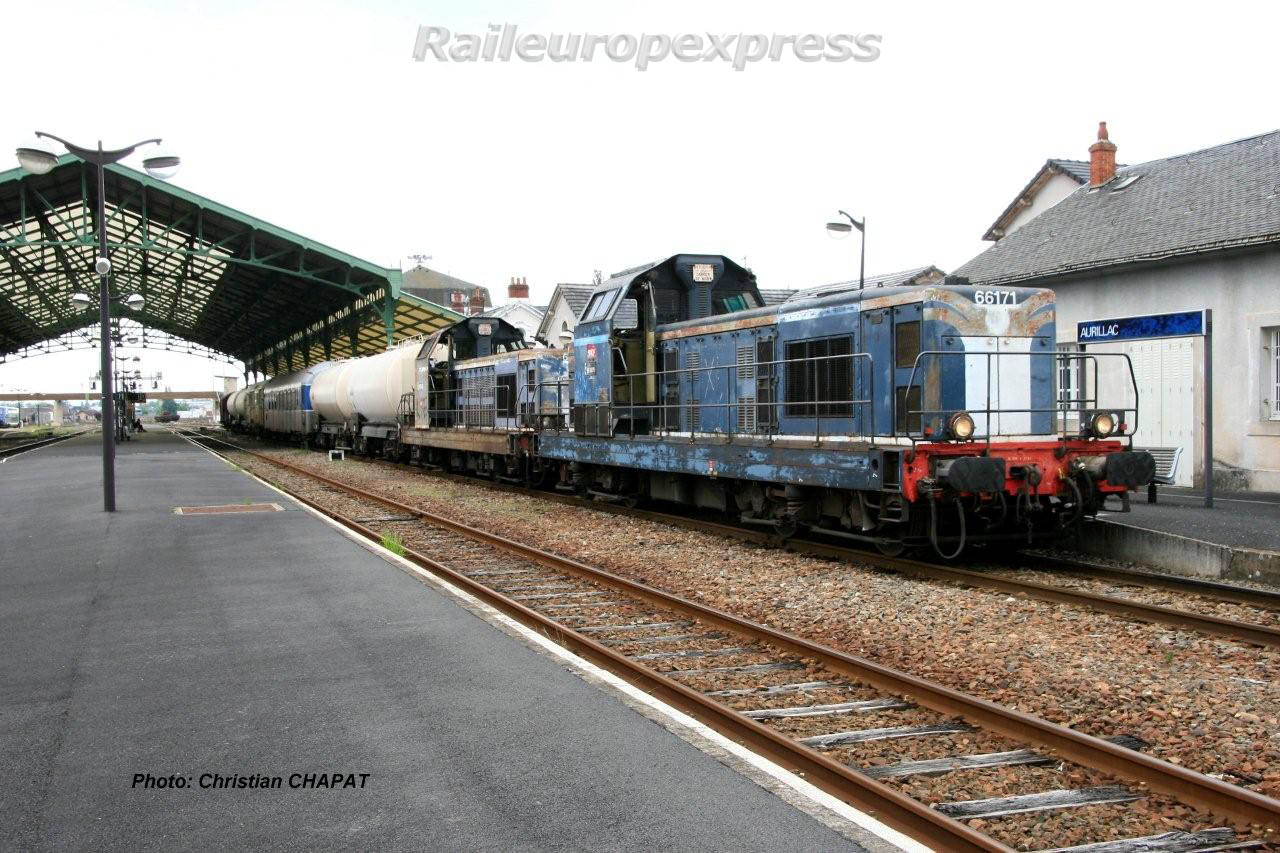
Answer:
xmin=860 ymin=303 xmax=924 ymax=436
xmin=860 ymin=309 xmax=892 ymax=436
xmin=892 ymin=304 xmax=924 ymax=435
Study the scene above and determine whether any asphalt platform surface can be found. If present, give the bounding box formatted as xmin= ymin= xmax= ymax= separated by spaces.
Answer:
xmin=1100 ymin=486 xmax=1280 ymax=552
xmin=1 ymin=430 xmax=879 ymax=852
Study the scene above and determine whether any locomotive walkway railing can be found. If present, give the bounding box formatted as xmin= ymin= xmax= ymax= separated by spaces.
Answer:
xmin=900 ymin=350 xmax=1141 ymax=444
xmin=549 ymin=351 xmax=877 ymax=444
xmin=409 ymin=348 xmax=1143 ymax=447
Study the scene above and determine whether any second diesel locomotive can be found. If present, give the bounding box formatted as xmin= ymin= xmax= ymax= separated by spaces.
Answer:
xmin=223 ymin=253 xmax=1154 ymax=556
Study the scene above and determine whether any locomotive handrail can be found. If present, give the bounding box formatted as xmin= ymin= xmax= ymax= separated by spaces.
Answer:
xmin=899 ymin=349 xmax=1141 ymax=445
xmin=547 ymin=351 xmax=876 ymax=444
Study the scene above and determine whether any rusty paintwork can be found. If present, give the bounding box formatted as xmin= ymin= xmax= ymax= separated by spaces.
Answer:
xmin=655 ymin=310 xmax=780 ymax=341
xmin=399 ymin=427 xmax=517 ymax=454
xmin=927 ymin=287 xmax=1055 ymax=338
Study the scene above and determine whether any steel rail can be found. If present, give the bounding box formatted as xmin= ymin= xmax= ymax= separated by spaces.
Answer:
xmin=181 ymin=430 xmax=1280 ymax=832
xmin=311 ymin=449 xmax=1280 ymax=616
xmin=842 ymin=551 xmax=1280 ymax=650
xmin=1010 ymin=551 xmax=1280 ymax=610
xmin=331 ymin=451 xmax=1280 ymax=649
xmin=175 ymin=431 xmax=1003 ymax=851
xmin=0 ymin=428 xmax=93 ymax=459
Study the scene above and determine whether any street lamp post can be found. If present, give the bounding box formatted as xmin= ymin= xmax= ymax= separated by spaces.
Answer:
xmin=825 ymin=210 xmax=866 ymax=290
xmin=16 ymin=133 xmax=179 ymax=512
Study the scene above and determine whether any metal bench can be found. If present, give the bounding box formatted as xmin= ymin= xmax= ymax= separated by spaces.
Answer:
xmin=1141 ymin=446 xmax=1183 ymax=503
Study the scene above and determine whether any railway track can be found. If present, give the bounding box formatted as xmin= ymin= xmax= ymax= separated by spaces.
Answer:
xmin=220 ymin=432 xmax=1280 ymax=652
xmin=390 ymin=462 xmax=1280 ymax=650
xmin=177 ymin=429 xmax=1279 ymax=851
xmin=0 ymin=428 xmax=93 ymax=460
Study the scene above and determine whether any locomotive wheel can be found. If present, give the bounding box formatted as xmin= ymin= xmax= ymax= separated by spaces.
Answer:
xmin=874 ymin=539 xmax=907 ymax=557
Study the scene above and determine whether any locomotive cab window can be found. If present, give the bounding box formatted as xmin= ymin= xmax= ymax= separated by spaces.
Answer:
xmin=582 ymin=289 xmax=618 ymax=323
xmin=614 ymin=298 xmax=639 ymax=330
xmin=714 ymin=292 xmax=759 ymax=314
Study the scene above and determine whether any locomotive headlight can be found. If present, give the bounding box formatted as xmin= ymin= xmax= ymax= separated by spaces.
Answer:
xmin=948 ymin=412 xmax=976 ymax=440
xmin=1089 ymin=411 xmax=1116 ymax=438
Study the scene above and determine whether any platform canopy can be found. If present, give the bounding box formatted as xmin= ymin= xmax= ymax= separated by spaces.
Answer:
xmin=0 ymin=157 xmax=462 ymax=376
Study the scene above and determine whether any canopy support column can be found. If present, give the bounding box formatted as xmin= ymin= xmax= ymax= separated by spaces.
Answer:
xmin=382 ymin=292 xmax=396 ymax=349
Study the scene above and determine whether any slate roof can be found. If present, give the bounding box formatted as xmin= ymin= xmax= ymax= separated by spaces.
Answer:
xmin=758 ymin=288 xmax=796 ymax=305
xmin=535 ymin=283 xmax=594 ymax=342
xmin=958 ymin=130 xmax=1280 ymax=285
xmin=401 ymin=265 xmax=491 ymax=308
xmin=1048 ymin=159 xmax=1092 ymax=184
xmin=786 ymin=265 xmax=946 ymax=302
xmin=981 ymin=159 xmax=1099 ymax=241
xmin=482 ymin=300 xmax=546 ymax=321
xmin=555 ymin=283 xmax=594 ymax=317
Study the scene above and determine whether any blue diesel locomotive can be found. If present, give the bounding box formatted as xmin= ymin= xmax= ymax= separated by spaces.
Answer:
xmin=224 ymin=253 xmax=1153 ymax=556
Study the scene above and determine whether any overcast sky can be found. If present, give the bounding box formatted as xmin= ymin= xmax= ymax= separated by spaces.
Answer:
xmin=4 ymin=0 xmax=1278 ymax=393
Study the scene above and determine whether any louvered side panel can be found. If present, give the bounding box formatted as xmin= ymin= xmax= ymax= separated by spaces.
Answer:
xmin=736 ymin=344 xmax=757 ymax=431
xmin=686 ymin=351 xmax=701 ymax=431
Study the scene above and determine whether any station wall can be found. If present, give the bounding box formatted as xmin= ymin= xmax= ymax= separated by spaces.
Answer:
xmin=1052 ymin=248 xmax=1280 ymax=492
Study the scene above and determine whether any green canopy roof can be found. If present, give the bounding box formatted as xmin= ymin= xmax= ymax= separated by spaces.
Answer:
xmin=0 ymin=157 xmax=462 ymax=375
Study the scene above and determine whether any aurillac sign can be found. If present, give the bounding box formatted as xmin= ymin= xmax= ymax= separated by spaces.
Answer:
xmin=1077 ymin=310 xmax=1205 ymax=343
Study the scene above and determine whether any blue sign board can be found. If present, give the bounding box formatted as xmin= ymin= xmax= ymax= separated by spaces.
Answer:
xmin=1076 ymin=310 xmax=1205 ymax=343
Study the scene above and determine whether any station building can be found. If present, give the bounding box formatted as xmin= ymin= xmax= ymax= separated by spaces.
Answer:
xmin=957 ymin=123 xmax=1280 ymax=491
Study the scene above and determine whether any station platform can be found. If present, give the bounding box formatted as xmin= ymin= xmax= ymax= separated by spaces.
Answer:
xmin=0 ymin=431 xmax=887 ymax=852
xmin=1104 ymin=488 xmax=1280 ymax=552
xmin=1080 ymin=487 xmax=1280 ymax=584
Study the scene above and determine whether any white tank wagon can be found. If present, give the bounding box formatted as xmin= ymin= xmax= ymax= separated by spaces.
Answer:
xmin=310 ymin=358 xmax=357 ymax=435
xmin=309 ymin=339 xmax=421 ymax=452
xmin=223 ymin=381 xmax=265 ymax=429
xmin=225 ymin=387 xmax=247 ymax=422
xmin=347 ymin=342 xmax=418 ymax=428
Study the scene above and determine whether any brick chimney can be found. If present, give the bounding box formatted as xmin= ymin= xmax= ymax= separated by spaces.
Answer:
xmin=450 ymin=291 xmax=465 ymax=313
xmin=1089 ymin=121 xmax=1118 ymax=185
xmin=469 ymin=292 xmax=487 ymax=315
xmin=508 ymin=276 xmax=529 ymax=300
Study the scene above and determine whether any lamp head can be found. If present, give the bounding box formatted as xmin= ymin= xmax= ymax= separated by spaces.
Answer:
xmin=94 ymin=257 xmax=112 ymax=277
xmin=15 ymin=138 xmax=59 ymax=175
xmin=142 ymin=151 xmax=180 ymax=180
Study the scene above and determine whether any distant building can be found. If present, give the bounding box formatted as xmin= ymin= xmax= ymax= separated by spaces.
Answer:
xmin=758 ymin=288 xmax=797 ymax=306
xmin=401 ymin=265 xmax=491 ymax=315
xmin=981 ymin=159 xmax=1100 ymax=242
xmin=956 ymin=122 xmax=1280 ymax=490
xmin=480 ymin=277 xmax=546 ymax=343
xmin=786 ymin=265 xmax=946 ymax=302
xmin=535 ymin=283 xmax=595 ymax=345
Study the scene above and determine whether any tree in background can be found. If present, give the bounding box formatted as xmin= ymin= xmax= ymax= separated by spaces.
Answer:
xmin=160 ymin=398 xmax=179 ymax=419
